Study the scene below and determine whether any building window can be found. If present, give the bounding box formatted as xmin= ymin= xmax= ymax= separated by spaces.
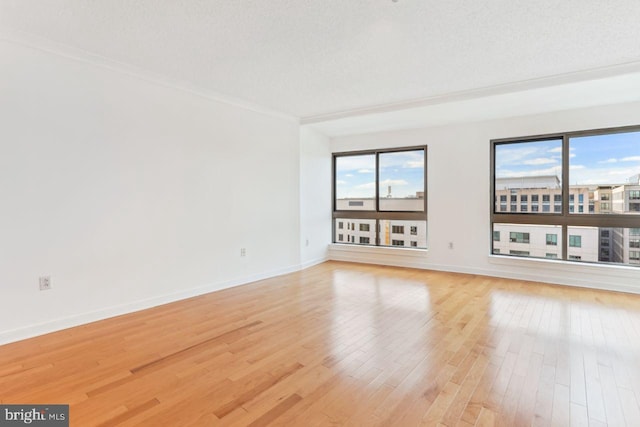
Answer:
xmin=410 ymin=241 xmax=417 ymax=247
xmin=630 ymin=239 xmax=640 ymax=249
xmin=338 ymin=234 xmax=343 ymax=241
xmin=338 ymin=222 xmax=343 ymax=229
xmin=630 ymin=251 xmax=640 ymax=261
xmin=493 ymin=231 xmax=500 ymax=241
xmin=334 ymin=146 xmax=427 ymax=248
xmin=391 ymin=225 xmax=405 ymax=234
xmin=493 ymin=248 xmax=501 ymax=254
xmin=546 ymin=253 xmax=558 ymax=259
xmin=569 ymin=235 xmax=582 ymax=248
xmin=392 ymin=240 xmax=405 ymax=246
xmin=492 ymin=126 xmax=640 ymax=266
xmin=510 ymin=250 xmax=530 ymax=256
xmin=500 ymin=195 xmax=507 ymax=202
xmin=509 ymin=232 xmax=530 ymax=243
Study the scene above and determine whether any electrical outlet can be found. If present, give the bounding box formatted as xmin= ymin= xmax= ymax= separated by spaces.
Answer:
xmin=240 ymin=248 xmax=246 ymax=257
xmin=448 ymin=242 xmax=454 ymax=250
xmin=39 ymin=276 xmax=51 ymax=291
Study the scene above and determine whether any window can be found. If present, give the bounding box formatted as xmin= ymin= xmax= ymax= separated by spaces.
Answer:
xmin=392 ymin=225 xmax=405 ymax=234
xmin=338 ymin=222 xmax=344 ymax=229
xmin=492 ymin=126 xmax=640 ymax=266
xmin=630 ymin=251 xmax=640 ymax=261
xmin=630 ymin=239 xmax=640 ymax=249
xmin=500 ymin=195 xmax=507 ymax=202
xmin=338 ymin=234 xmax=343 ymax=241
xmin=569 ymin=235 xmax=582 ymax=248
xmin=392 ymin=240 xmax=405 ymax=246
xmin=546 ymin=253 xmax=558 ymax=259
xmin=510 ymin=250 xmax=530 ymax=256
xmin=493 ymin=231 xmax=500 ymax=241
xmin=410 ymin=241 xmax=417 ymax=247
xmin=334 ymin=147 xmax=427 ymax=248
xmin=493 ymin=248 xmax=501 ymax=254
xmin=509 ymin=232 xmax=530 ymax=243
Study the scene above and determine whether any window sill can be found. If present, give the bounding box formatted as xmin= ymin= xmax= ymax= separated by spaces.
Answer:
xmin=329 ymin=243 xmax=428 ymax=257
xmin=488 ymin=254 xmax=640 ymax=277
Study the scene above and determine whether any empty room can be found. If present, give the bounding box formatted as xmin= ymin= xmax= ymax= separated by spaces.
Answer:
xmin=2 ymin=1 xmax=640 ymax=426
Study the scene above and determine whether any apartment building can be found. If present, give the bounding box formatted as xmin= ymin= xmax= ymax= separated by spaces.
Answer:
xmin=493 ymin=175 xmax=640 ymax=266
xmin=334 ymin=195 xmax=427 ymax=248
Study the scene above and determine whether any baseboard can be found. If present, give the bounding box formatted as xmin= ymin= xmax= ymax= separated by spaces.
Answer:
xmin=0 ymin=262 xmax=318 ymax=346
xmin=300 ymin=256 xmax=329 ymax=270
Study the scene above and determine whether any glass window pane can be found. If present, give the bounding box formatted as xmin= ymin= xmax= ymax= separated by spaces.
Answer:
xmin=335 ymin=154 xmax=376 ymax=211
xmin=334 ymin=218 xmax=376 ymax=245
xmin=569 ymin=130 xmax=640 ymax=215
xmin=492 ymin=223 xmax=563 ymax=259
xmin=379 ymin=220 xmax=427 ymax=248
xmin=495 ymin=139 xmax=563 ymax=214
xmin=378 ymin=150 xmax=425 ymax=212
xmin=568 ymin=226 xmax=640 ymax=266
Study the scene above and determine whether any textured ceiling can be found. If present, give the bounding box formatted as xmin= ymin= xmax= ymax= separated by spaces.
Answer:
xmin=2 ymin=0 xmax=640 ymax=119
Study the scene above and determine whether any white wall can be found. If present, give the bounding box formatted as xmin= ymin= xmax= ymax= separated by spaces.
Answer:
xmin=328 ymin=100 xmax=640 ymax=294
xmin=0 ymin=40 xmax=301 ymax=344
xmin=299 ymin=127 xmax=331 ymax=266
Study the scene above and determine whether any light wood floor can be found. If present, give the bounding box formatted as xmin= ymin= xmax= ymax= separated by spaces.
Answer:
xmin=2 ymin=261 xmax=640 ymax=426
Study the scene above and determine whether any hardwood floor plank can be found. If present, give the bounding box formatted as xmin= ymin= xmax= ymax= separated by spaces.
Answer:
xmin=1 ymin=261 xmax=640 ymax=426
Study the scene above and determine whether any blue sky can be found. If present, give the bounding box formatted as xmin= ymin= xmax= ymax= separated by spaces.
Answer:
xmin=495 ymin=131 xmax=640 ymax=185
xmin=336 ymin=150 xmax=424 ymax=199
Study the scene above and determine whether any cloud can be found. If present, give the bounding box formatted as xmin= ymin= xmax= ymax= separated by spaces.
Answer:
xmin=547 ymin=147 xmax=562 ymax=153
xmin=522 ymin=158 xmax=558 ymax=166
xmin=622 ymin=156 xmax=640 ymax=162
xmin=497 ymin=165 xmax=562 ymax=179
xmin=345 ymin=174 xmax=354 ymax=177
xmin=358 ymin=169 xmax=373 ymax=174
xmin=404 ymin=160 xmax=424 ymax=168
xmin=570 ymin=165 xmax=585 ymax=170
xmin=336 ymin=180 xmax=347 ymax=185
xmin=598 ymin=158 xmax=618 ymax=164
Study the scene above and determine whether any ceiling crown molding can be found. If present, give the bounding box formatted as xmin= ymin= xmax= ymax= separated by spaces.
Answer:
xmin=301 ymin=59 xmax=640 ymax=125
xmin=0 ymin=29 xmax=299 ymax=123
